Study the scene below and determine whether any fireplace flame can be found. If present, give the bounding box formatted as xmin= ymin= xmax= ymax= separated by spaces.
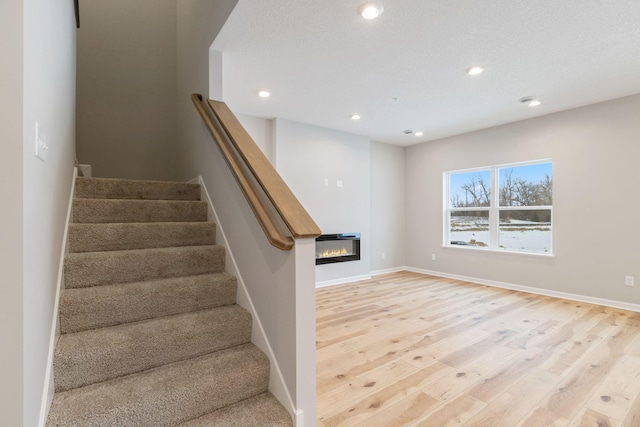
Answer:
xmin=319 ymin=248 xmax=349 ymax=258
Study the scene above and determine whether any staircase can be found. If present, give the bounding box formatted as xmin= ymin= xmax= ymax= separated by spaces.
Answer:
xmin=46 ymin=177 xmax=293 ymax=427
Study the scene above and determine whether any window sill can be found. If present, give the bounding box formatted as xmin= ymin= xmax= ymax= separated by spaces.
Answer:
xmin=441 ymin=244 xmax=555 ymax=258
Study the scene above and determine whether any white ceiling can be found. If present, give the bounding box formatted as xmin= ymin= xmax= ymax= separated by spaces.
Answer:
xmin=212 ymin=0 xmax=640 ymax=146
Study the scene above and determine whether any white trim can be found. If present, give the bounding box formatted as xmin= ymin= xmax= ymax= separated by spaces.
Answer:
xmin=39 ymin=168 xmax=77 ymax=427
xmin=195 ymin=176 xmax=297 ymax=419
xmin=440 ymin=244 xmax=555 ymax=258
xmin=295 ymin=409 xmax=304 ymax=427
xmin=316 ymin=274 xmax=372 ymax=288
xmin=405 ymin=266 xmax=640 ymax=313
xmin=371 ymin=267 xmax=407 ymax=276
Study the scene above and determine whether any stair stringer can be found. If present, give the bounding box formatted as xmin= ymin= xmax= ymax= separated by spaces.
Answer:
xmin=192 ymin=175 xmax=297 ymax=422
xmin=38 ymin=168 xmax=77 ymax=427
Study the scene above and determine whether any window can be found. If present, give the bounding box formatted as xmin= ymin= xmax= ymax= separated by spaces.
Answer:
xmin=444 ymin=160 xmax=553 ymax=254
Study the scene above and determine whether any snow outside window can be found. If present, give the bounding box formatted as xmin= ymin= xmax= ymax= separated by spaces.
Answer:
xmin=444 ymin=160 xmax=553 ymax=254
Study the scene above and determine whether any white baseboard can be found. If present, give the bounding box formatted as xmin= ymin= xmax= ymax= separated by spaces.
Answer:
xmin=195 ymin=176 xmax=297 ymax=421
xmin=405 ymin=266 xmax=640 ymax=313
xmin=78 ymin=164 xmax=92 ymax=178
xmin=371 ymin=267 xmax=407 ymax=276
xmin=316 ymin=274 xmax=372 ymax=288
xmin=39 ymin=167 xmax=77 ymax=427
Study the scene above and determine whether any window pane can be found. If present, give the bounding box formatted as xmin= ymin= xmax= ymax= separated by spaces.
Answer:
xmin=499 ymin=163 xmax=552 ymax=207
xmin=449 ymin=170 xmax=491 ymax=208
xmin=450 ymin=211 xmax=490 ymax=247
xmin=498 ymin=210 xmax=551 ymax=253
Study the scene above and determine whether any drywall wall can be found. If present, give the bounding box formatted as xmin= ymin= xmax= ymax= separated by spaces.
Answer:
xmin=273 ymin=118 xmax=372 ymax=283
xmin=371 ymin=141 xmax=406 ymax=271
xmin=23 ymin=0 xmax=77 ymax=424
xmin=177 ymin=2 xmax=318 ymax=422
xmin=0 ymin=0 xmax=24 ymax=424
xmin=176 ymin=0 xmax=238 ymax=174
xmin=76 ymin=0 xmax=178 ymax=180
xmin=406 ymin=93 xmax=640 ymax=305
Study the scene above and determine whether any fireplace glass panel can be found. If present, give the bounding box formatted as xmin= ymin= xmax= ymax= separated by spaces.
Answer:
xmin=316 ymin=240 xmax=357 ymax=259
xmin=315 ymin=233 xmax=361 ymax=265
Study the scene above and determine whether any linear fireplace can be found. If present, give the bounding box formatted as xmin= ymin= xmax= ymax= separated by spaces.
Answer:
xmin=315 ymin=233 xmax=361 ymax=265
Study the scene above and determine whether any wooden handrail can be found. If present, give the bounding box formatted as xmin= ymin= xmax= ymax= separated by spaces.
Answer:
xmin=207 ymin=99 xmax=322 ymax=239
xmin=192 ymin=94 xmax=320 ymax=249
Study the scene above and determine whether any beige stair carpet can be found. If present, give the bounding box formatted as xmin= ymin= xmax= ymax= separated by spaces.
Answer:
xmin=46 ymin=177 xmax=292 ymax=427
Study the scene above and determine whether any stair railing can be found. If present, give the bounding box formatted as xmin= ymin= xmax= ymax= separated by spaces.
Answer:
xmin=191 ymin=94 xmax=321 ymax=250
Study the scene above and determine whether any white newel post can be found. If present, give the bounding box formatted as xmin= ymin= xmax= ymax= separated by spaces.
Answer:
xmin=294 ymin=238 xmax=317 ymax=427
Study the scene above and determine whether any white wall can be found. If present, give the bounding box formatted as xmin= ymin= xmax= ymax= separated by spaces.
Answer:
xmin=23 ymin=0 xmax=77 ymax=424
xmin=406 ymin=93 xmax=640 ymax=305
xmin=76 ymin=0 xmax=178 ymax=180
xmin=371 ymin=141 xmax=406 ymax=271
xmin=0 ymin=0 xmax=25 ymax=424
xmin=273 ymin=118 xmax=372 ymax=283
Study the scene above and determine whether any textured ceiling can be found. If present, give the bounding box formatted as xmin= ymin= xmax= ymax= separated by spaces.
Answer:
xmin=212 ymin=0 xmax=640 ymax=146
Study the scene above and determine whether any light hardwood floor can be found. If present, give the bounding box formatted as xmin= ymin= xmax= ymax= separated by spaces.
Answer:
xmin=316 ymin=271 xmax=640 ymax=427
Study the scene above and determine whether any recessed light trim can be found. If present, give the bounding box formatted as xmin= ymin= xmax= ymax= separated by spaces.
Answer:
xmin=466 ymin=65 xmax=484 ymax=75
xmin=351 ymin=114 xmax=361 ymax=120
xmin=359 ymin=3 xmax=383 ymax=19
xmin=258 ymin=90 xmax=271 ymax=98
xmin=520 ymin=96 xmax=541 ymax=107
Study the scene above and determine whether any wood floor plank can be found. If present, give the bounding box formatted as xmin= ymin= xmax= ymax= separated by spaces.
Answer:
xmin=424 ymin=343 xmax=522 ymax=402
xmin=542 ymin=315 xmax=640 ymax=420
xmin=316 ymin=272 xmax=640 ymax=427
xmin=583 ymin=354 xmax=640 ymax=422
xmin=353 ymin=391 xmax=439 ymax=427
xmin=541 ymin=333 xmax=603 ymax=377
xmin=568 ymin=408 xmax=621 ymax=427
xmin=516 ymin=407 xmax=570 ymax=427
xmin=320 ymin=362 xmax=448 ymax=426
xmin=621 ymin=386 xmax=640 ymax=427
xmin=463 ymin=370 xmax=561 ymax=427
xmin=317 ymin=360 xmax=419 ymax=415
xmin=409 ymin=394 xmax=486 ymax=427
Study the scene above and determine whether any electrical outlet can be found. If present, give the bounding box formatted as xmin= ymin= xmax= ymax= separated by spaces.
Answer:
xmin=432 ymin=254 xmax=436 ymax=261
xmin=337 ymin=180 xmax=343 ymax=188
xmin=323 ymin=179 xmax=329 ymax=187
xmin=381 ymin=252 xmax=386 ymax=259
xmin=625 ymin=276 xmax=635 ymax=287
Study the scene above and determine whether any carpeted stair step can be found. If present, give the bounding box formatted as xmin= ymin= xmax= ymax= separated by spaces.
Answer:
xmin=46 ymin=343 xmax=269 ymax=427
xmin=64 ymin=245 xmax=225 ymax=289
xmin=179 ymin=392 xmax=293 ymax=427
xmin=54 ymin=305 xmax=252 ymax=392
xmin=73 ymin=198 xmax=208 ymax=223
xmin=59 ymin=272 xmax=237 ymax=333
xmin=68 ymin=222 xmax=216 ymax=252
xmin=75 ymin=177 xmax=201 ymax=201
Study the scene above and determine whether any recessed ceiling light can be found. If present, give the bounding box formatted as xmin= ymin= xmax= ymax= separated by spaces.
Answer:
xmin=258 ymin=90 xmax=270 ymax=98
xmin=415 ymin=131 xmax=424 ymax=137
xmin=359 ymin=3 xmax=383 ymax=19
xmin=466 ymin=65 xmax=484 ymax=75
xmin=351 ymin=114 xmax=361 ymax=120
xmin=520 ymin=96 xmax=541 ymax=107
xmin=403 ymin=130 xmax=414 ymax=135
